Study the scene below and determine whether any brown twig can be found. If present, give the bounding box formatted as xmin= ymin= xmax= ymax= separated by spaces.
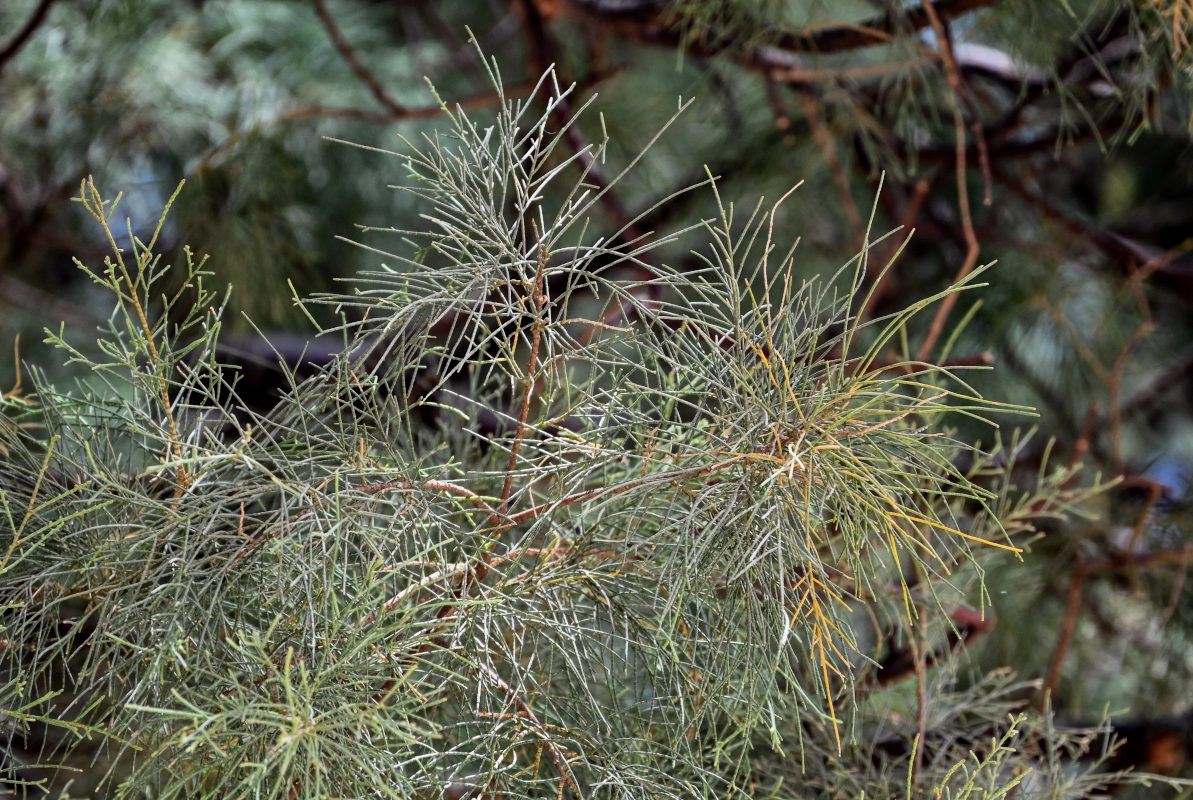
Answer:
xmin=499 ymin=222 xmax=548 ymax=514
xmin=941 ymin=49 xmax=994 ymax=206
xmin=1106 ymin=276 xmax=1156 ymax=473
xmin=1118 ymin=474 xmax=1166 ymax=556
xmin=994 ymin=164 xmax=1193 ymax=292
xmin=226 ymin=478 xmax=511 ymax=572
xmin=762 ymin=74 xmax=793 ymax=141
xmin=1067 ymin=404 xmax=1099 ymax=472
xmin=1043 ymin=552 xmax=1086 ymax=705
xmin=563 ymin=0 xmax=1001 ymax=57
xmin=769 ymin=57 xmax=932 ymax=87
xmin=507 ymin=458 xmax=737 ymax=526
xmin=357 ymin=479 xmax=508 ymax=521
xmin=311 ymin=0 xmax=406 ymax=116
xmin=959 ymin=93 xmax=993 ymax=207
xmin=0 ymin=0 xmax=56 ymax=73
xmin=867 ymin=606 xmax=994 ymax=688
xmin=915 ymin=0 xmax=981 ymax=362
xmin=799 ymin=89 xmax=865 ymax=250
xmin=475 ymin=660 xmax=585 ymax=799
xmin=1120 ymin=346 xmax=1193 ymax=421
xmin=193 ymin=85 xmax=531 ymax=174
xmin=1038 ymin=537 xmax=1193 ymax=709
xmin=858 ymin=175 xmax=934 ymax=323
xmin=910 ymin=624 xmax=929 ymax=789
xmin=514 ymin=0 xmax=666 ymax=356
xmin=515 ymin=0 xmax=646 ymax=243
xmin=1084 ymin=542 xmax=1193 ymax=574
xmin=1161 ymin=547 xmax=1191 ymax=625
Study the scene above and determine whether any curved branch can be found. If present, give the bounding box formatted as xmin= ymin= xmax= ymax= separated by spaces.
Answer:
xmin=312 ymin=0 xmax=406 ymax=116
xmin=561 ymin=0 xmax=1002 ymax=62
xmin=0 ymin=0 xmax=56 ymax=74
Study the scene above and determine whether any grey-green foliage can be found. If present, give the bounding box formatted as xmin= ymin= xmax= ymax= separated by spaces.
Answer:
xmin=0 ymin=59 xmax=1131 ymax=799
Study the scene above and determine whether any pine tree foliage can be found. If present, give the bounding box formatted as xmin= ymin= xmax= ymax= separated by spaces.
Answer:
xmin=3 ymin=0 xmax=1193 ymax=798
xmin=1 ymin=56 xmax=1163 ymax=799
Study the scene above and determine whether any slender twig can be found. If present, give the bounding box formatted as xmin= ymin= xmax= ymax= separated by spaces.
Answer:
xmin=357 ymin=479 xmax=508 ymax=521
xmin=799 ymin=89 xmax=865 ymax=250
xmin=1043 ymin=552 xmax=1085 ymax=705
xmin=311 ymin=0 xmax=406 ymax=116
xmin=515 ymin=0 xmax=646 ymax=242
xmin=565 ymin=0 xmax=1001 ymax=57
xmin=358 ymin=544 xmax=561 ymax=628
xmin=866 ymin=606 xmax=994 ymax=688
xmin=474 ymin=660 xmax=585 ymax=799
xmin=910 ymin=622 xmax=929 ymax=789
xmin=78 ymin=178 xmax=191 ymax=489
xmin=770 ymin=57 xmax=932 ymax=86
xmin=762 ymin=74 xmax=793 ymax=141
xmin=1120 ymin=346 xmax=1193 ymax=421
xmin=507 ymin=458 xmax=737 ymax=526
xmin=859 ymin=176 xmax=934 ymax=323
xmin=0 ymin=0 xmax=56 ymax=73
xmin=915 ymin=0 xmax=981 ymax=362
xmin=1161 ymin=547 xmax=1191 ymax=625
xmin=993 ymin=163 xmax=1190 ymax=288
xmin=1083 ymin=542 xmax=1193 ymax=574
xmin=958 ymin=84 xmax=993 ymax=207
xmin=226 ymin=478 xmax=511 ymax=572
xmin=1106 ymin=276 xmax=1155 ymax=472
xmin=514 ymin=0 xmax=666 ymax=357
xmin=500 ymin=222 xmax=548 ymax=513
xmin=193 ymin=85 xmax=532 ymax=174
xmin=1066 ymin=404 xmax=1099 ymax=472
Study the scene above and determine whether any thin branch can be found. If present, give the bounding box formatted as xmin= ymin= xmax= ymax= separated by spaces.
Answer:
xmin=910 ymin=623 xmax=929 ymax=789
xmin=507 ymin=458 xmax=737 ymax=526
xmin=563 ymin=0 xmax=1001 ymax=58
xmin=1043 ymin=552 xmax=1085 ymax=705
xmin=1120 ymin=346 xmax=1193 ymax=421
xmin=514 ymin=0 xmax=647 ymax=242
xmin=514 ymin=0 xmax=666 ymax=357
xmin=993 ymin=165 xmax=1193 ymax=292
xmin=762 ymin=74 xmax=793 ymax=142
xmin=356 ymin=479 xmax=507 ymax=521
xmin=915 ymin=0 xmax=981 ymax=362
xmin=311 ymin=0 xmax=406 ymax=116
xmin=499 ymin=221 xmax=548 ymax=512
xmin=1106 ymin=276 xmax=1155 ymax=473
xmin=0 ymin=0 xmax=56 ymax=74
xmin=193 ymin=85 xmax=530 ymax=174
xmin=1084 ymin=542 xmax=1193 ymax=574
xmin=474 ymin=660 xmax=585 ymax=799
xmin=769 ymin=57 xmax=932 ymax=86
xmin=957 ymin=79 xmax=993 ymax=207
xmin=866 ymin=606 xmax=994 ymax=688
xmin=798 ymin=89 xmax=865 ymax=249
xmin=859 ymin=175 xmax=934 ymax=323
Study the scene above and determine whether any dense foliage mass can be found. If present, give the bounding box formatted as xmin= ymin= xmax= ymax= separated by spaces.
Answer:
xmin=2 ymin=1 xmax=1193 ymax=798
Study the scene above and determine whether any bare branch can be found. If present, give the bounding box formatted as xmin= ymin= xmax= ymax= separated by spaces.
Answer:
xmin=0 ymin=0 xmax=56 ymax=74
